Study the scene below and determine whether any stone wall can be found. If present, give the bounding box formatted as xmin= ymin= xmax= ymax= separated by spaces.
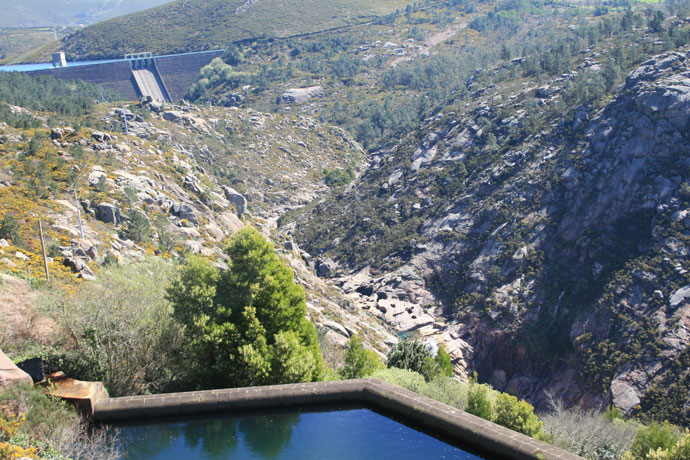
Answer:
xmin=154 ymin=50 xmax=224 ymax=101
xmin=31 ymin=61 xmax=139 ymax=100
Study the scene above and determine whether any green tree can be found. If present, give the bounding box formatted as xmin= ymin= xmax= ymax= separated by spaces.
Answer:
xmin=648 ymin=10 xmax=665 ymax=33
xmin=627 ymin=422 xmax=682 ymax=460
xmin=493 ymin=393 xmax=545 ymax=439
xmin=386 ymin=337 xmax=440 ymax=381
xmin=167 ymin=227 xmax=326 ymax=388
xmin=434 ymin=345 xmax=454 ymax=378
xmin=466 ymin=373 xmax=493 ymax=420
xmin=123 ymin=209 xmax=151 ymax=243
xmin=340 ymin=335 xmax=383 ymax=379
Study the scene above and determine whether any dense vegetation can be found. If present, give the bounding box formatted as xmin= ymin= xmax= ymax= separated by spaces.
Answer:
xmin=0 ymin=385 xmax=118 ymax=460
xmin=0 ymin=72 xmax=119 ymax=129
xmin=290 ymin=42 xmax=656 ymax=263
xmin=269 ymin=0 xmax=690 ymax=429
xmin=16 ymin=229 xmax=326 ymax=396
xmin=187 ymin=0 xmax=690 ymax=154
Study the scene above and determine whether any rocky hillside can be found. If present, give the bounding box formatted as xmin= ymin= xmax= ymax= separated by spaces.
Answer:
xmin=0 ymin=97 xmax=393 ymax=365
xmin=288 ymin=49 xmax=690 ymax=425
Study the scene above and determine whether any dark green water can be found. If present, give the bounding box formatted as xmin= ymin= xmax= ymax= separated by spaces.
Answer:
xmin=115 ymin=407 xmax=485 ymax=459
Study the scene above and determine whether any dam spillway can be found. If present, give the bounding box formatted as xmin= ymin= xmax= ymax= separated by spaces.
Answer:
xmin=131 ymin=68 xmax=167 ymax=102
xmin=0 ymin=49 xmax=224 ymax=102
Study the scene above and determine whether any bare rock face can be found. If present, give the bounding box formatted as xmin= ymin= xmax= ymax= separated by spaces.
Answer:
xmin=0 ymin=350 xmax=32 ymax=392
xmin=221 ymin=186 xmax=247 ymax=217
xmin=96 ymin=202 xmax=120 ymax=225
xmin=281 ymin=86 xmax=325 ymax=104
xmin=50 ymin=127 xmax=75 ymax=140
xmin=293 ymin=49 xmax=690 ymax=421
xmin=316 ymin=258 xmax=337 ymax=278
xmin=162 ymin=110 xmax=183 ymax=121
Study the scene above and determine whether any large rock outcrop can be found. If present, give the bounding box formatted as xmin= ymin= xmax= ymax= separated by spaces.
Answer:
xmin=0 ymin=350 xmax=32 ymax=392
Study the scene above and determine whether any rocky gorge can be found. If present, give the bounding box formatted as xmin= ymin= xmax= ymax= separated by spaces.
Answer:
xmin=289 ymin=50 xmax=690 ymax=424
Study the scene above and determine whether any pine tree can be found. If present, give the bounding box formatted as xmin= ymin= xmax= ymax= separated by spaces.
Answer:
xmin=167 ymin=227 xmax=325 ymax=388
xmin=340 ymin=335 xmax=383 ymax=379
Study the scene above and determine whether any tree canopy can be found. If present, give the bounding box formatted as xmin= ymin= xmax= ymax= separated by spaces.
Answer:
xmin=167 ymin=227 xmax=325 ymax=388
xmin=339 ymin=335 xmax=383 ymax=379
xmin=386 ymin=337 xmax=454 ymax=381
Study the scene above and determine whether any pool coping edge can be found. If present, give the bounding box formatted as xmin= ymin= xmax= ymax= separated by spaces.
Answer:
xmin=92 ymin=378 xmax=583 ymax=460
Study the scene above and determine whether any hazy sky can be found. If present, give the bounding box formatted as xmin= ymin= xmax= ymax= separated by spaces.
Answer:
xmin=0 ymin=0 xmax=172 ymax=28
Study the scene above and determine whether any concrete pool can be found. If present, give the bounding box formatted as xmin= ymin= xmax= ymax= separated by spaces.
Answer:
xmin=93 ymin=378 xmax=583 ymax=460
xmin=115 ymin=405 xmax=487 ymax=459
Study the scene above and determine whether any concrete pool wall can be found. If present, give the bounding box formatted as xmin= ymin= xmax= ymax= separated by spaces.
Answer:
xmin=92 ymin=378 xmax=583 ymax=460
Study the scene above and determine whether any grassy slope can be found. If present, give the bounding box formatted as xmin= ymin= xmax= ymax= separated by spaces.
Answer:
xmin=60 ymin=0 xmax=409 ymax=59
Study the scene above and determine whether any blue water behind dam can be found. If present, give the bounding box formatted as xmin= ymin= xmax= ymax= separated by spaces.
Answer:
xmin=0 ymin=58 xmax=124 ymax=72
xmin=0 ymin=50 xmax=224 ymax=73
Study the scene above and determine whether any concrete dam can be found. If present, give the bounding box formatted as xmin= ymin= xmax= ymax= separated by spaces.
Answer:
xmin=2 ymin=50 xmax=224 ymax=102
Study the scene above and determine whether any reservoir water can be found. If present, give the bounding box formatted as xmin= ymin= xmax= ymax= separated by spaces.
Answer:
xmin=0 ymin=50 xmax=225 ymax=73
xmin=115 ymin=406 xmax=486 ymax=460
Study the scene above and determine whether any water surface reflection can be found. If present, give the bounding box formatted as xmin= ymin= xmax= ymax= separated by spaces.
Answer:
xmin=117 ymin=407 xmax=484 ymax=460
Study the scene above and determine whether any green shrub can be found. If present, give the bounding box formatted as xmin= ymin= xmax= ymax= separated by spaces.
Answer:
xmin=466 ymin=374 xmax=494 ymax=421
xmin=493 ymin=392 xmax=545 ymax=439
xmin=434 ymin=345 xmax=454 ymax=377
xmin=339 ymin=335 xmax=383 ymax=379
xmin=42 ymin=258 xmax=188 ymax=396
xmin=372 ymin=367 xmax=427 ymax=393
xmin=0 ymin=384 xmax=120 ymax=460
xmin=101 ymin=253 xmax=118 ymax=267
xmin=421 ymin=377 xmax=468 ymax=410
xmin=627 ymin=422 xmax=682 ymax=460
xmin=122 ymin=209 xmax=151 ymax=243
xmin=604 ymin=405 xmax=624 ymax=422
xmin=0 ymin=214 xmax=23 ymax=247
xmin=95 ymin=174 xmax=108 ymax=193
xmin=0 ymin=384 xmax=76 ymax=444
xmin=666 ymin=433 xmax=690 ymax=460
xmin=386 ymin=337 xmax=438 ymax=381
xmin=324 ymin=166 xmax=355 ymax=188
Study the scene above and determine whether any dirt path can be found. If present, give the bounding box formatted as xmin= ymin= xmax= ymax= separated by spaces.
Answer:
xmin=0 ymin=274 xmax=57 ymax=347
xmin=391 ymin=21 xmax=468 ymax=67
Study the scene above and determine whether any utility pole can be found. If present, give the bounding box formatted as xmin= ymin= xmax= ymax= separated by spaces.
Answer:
xmin=122 ymin=105 xmax=129 ymax=135
xmin=74 ymin=189 xmax=84 ymax=239
xmin=38 ymin=219 xmax=50 ymax=282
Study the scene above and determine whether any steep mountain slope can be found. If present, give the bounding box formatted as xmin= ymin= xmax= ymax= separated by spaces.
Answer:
xmin=289 ymin=49 xmax=690 ymax=425
xmin=59 ymin=0 xmax=408 ymax=60
xmin=0 ymin=93 xmax=392 ymax=370
xmin=0 ymin=0 xmax=172 ymax=28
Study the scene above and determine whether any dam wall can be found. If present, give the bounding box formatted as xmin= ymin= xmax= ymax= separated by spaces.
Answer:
xmin=26 ymin=50 xmax=224 ymax=102
xmin=155 ymin=50 xmax=223 ymax=100
xmin=30 ymin=61 xmax=139 ymax=100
